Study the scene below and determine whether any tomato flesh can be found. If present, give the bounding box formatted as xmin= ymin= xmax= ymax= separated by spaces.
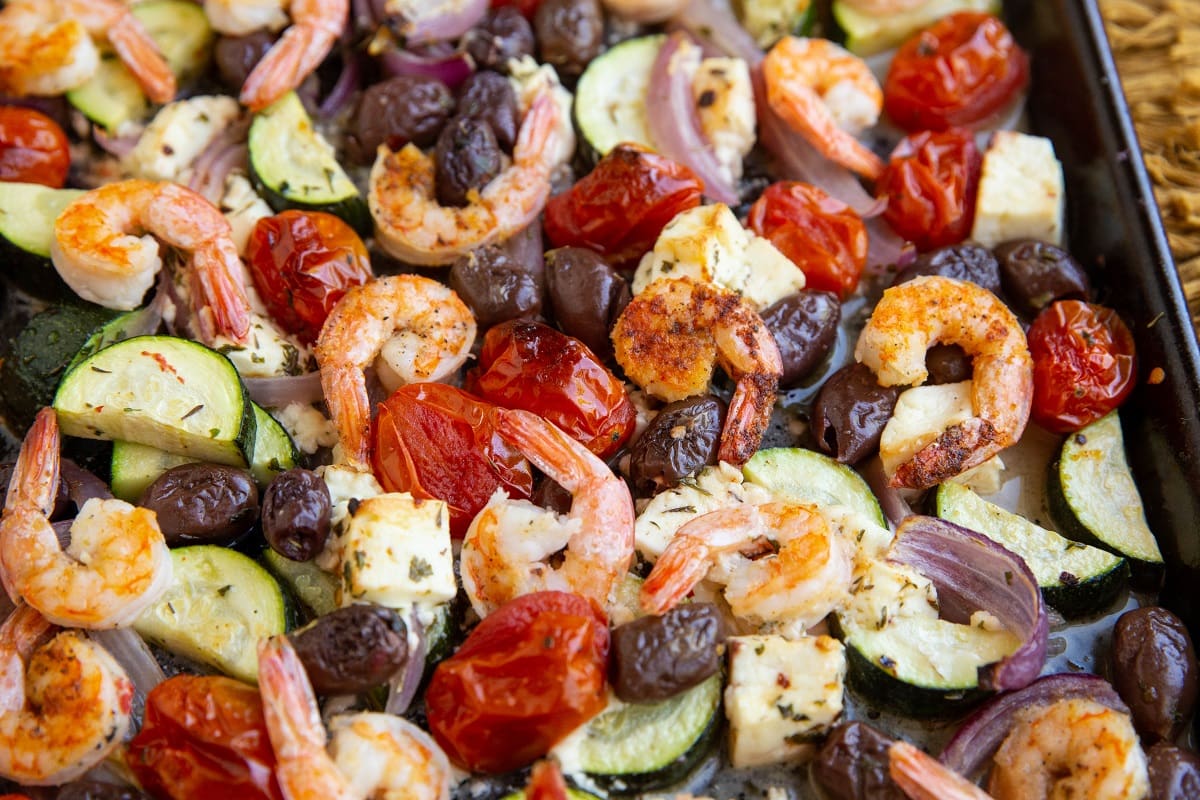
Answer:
xmin=0 ymin=106 xmax=70 ymax=188
xmin=877 ymin=128 xmax=982 ymax=252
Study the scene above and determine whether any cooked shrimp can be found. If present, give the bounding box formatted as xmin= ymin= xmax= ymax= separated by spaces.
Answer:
xmin=258 ymin=635 xmax=452 ymax=800
xmin=988 ymin=698 xmax=1150 ymax=800
xmin=238 ymin=0 xmax=349 ymax=111
xmin=314 ymin=274 xmax=476 ymax=471
xmin=525 ymin=761 xmax=571 ymax=800
xmin=460 ymin=409 xmax=636 ymax=618
xmin=888 ymin=741 xmax=994 ymax=800
xmin=837 ymin=0 xmax=931 ymax=12
xmin=0 ymin=0 xmax=175 ymax=102
xmin=761 ymin=36 xmax=885 ymax=180
xmin=854 ymin=275 xmax=1033 ymax=489
xmin=640 ymin=502 xmax=854 ymax=633
xmin=611 ymin=276 xmax=783 ymax=466
xmin=0 ymin=409 xmax=172 ymax=630
xmin=369 ymin=89 xmax=567 ymax=266
xmin=0 ymin=604 xmax=134 ymax=786
xmin=52 ymin=179 xmax=252 ymax=345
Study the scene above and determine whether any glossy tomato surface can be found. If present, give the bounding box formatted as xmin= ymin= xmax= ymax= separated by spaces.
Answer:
xmin=1028 ymin=300 xmax=1137 ymax=433
xmin=372 ymin=382 xmax=533 ymax=538
xmin=246 ymin=210 xmax=373 ymax=344
xmin=747 ymin=181 xmax=867 ymax=298
xmin=425 ymin=591 xmax=609 ymax=773
xmin=877 ymin=128 xmax=982 ymax=251
xmin=127 ymin=675 xmax=283 ymax=800
xmin=467 ymin=319 xmax=637 ymax=458
xmin=0 ymin=106 xmax=70 ymax=187
xmin=884 ymin=12 xmax=1029 ymax=131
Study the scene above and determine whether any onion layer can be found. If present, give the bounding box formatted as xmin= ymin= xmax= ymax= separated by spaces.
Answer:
xmin=385 ymin=610 xmax=427 ymax=715
xmin=670 ymin=0 xmax=762 ymax=65
xmin=244 ymin=372 xmax=326 ymax=409
xmin=395 ymin=0 xmax=489 ymax=46
xmin=379 ymin=45 xmax=475 ymax=90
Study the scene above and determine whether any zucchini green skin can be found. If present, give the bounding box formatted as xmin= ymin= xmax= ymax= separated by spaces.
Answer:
xmin=573 ymin=35 xmax=663 ymax=164
xmin=830 ymin=0 xmax=1001 ymax=56
xmin=261 ymin=548 xmax=339 ymax=619
xmin=840 ymin=636 xmax=990 ymax=719
xmin=742 ymin=447 xmax=887 ymax=528
xmin=248 ymin=404 xmax=300 ymax=487
xmin=0 ymin=183 xmax=83 ymax=300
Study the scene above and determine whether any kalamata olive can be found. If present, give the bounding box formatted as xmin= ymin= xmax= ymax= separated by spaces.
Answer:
xmin=532 ymin=475 xmax=573 ymax=515
xmin=456 ymin=71 xmax=518 ymax=152
xmin=349 ymin=76 xmax=455 ymax=164
xmin=994 ymin=239 xmax=1091 ymax=318
xmin=628 ymin=395 xmax=725 ymax=497
xmin=57 ymin=782 xmax=154 ymax=800
xmin=534 ymin=0 xmax=604 ymax=79
xmin=760 ymin=291 xmax=841 ymax=387
xmin=463 ymin=6 xmax=536 ymax=73
xmin=812 ymin=363 xmax=902 ymax=464
xmin=893 ymin=243 xmax=1002 ymax=296
xmin=290 ymin=604 xmax=408 ymax=695
xmin=435 ymin=115 xmax=503 ymax=207
xmin=925 ymin=344 xmax=972 ymax=385
xmin=1111 ymin=606 xmax=1198 ymax=743
xmin=610 ymin=603 xmax=726 ymax=703
xmin=139 ymin=463 xmax=258 ymax=547
xmin=1147 ymin=742 xmax=1200 ymax=800
xmin=812 ymin=722 xmax=905 ymax=800
xmin=449 ymin=244 xmax=544 ymax=329
xmin=544 ymin=246 xmax=630 ymax=362
xmin=213 ymin=32 xmax=276 ymax=93
xmin=262 ymin=468 xmax=331 ymax=562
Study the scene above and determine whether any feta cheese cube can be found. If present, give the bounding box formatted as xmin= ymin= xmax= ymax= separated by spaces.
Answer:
xmin=125 ymin=96 xmax=241 ymax=183
xmin=693 ymin=57 xmax=756 ymax=185
xmin=970 ymin=131 xmax=1065 ymax=247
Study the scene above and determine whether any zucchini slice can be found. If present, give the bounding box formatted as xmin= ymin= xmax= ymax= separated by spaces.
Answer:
xmin=574 ymin=35 xmax=662 ymax=161
xmin=0 ymin=182 xmax=84 ymax=299
xmin=261 ymin=548 xmax=339 ymax=618
xmin=742 ymin=447 xmax=886 ymax=527
xmin=736 ymin=0 xmax=816 ymax=48
xmin=54 ymin=335 xmax=256 ymax=466
xmin=831 ymin=0 xmax=1001 ymax=56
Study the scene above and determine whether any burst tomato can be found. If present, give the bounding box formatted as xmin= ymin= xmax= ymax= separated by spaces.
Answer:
xmin=127 ymin=675 xmax=283 ymax=800
xmin=425 ymin=591 xmax=609 ymax=773
xmin=372 ymin=383 xmax=533 ymax=538
xmin=246 ymin=210 xmax=373 ymax=344
xmin=747 ymin=181 xmax=867 ymax=299
xmin=877 ymin=128 xmax=982 ymax=252
xmin=1028 ymin=300 xmax=1137 ymax=433
xmin=884 ymin=12 xmax=1029 ymax=132
xmin=0 ymin=106 xmax=70 ymax=188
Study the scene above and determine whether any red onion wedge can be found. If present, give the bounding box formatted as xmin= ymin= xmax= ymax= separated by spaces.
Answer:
xmin=90 ymin=627 xmax=167 ymax=700
xmin=394 ymin=0 xmax=489 ymax=46
xmin=244 ymin=371 xmax=326 ymax=409
xmin=188 ymin=115 xmax=251 ymax=205
xmin=890 ymin=516 xmax=1048 ymax=693
xmin=61 ymin=459 xmax=113 ymax=510
xmin=861 ymin=457 xmax=912 ymax=528
xmin=318 ymin=47 xmax=364 ymax=118
xmin=385 ymin=610 xmax=427 ymax=715
xmin=670 ymin=0 xmax=762 ymax=66
xmin=380 ymin=44 xmax=475 ymax=90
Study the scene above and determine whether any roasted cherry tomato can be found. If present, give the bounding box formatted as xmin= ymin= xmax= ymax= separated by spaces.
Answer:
xmin=127 ymin=675 xmax=284 ymax=800
xmin=246 ymin=210 xmax=373 ymax=344
xmin=747 ymin=181 xmax=867 ymax=299
xmin=877 ymin=128 xmax=982 ymax=252
xmin=544 ymin=143 xmax=703 ymax=267
xmin=466 ymin=319 xmax=637 ymax=458
xmin=1027 ymin=300 xmax=1137 ymax=433
xmin=884 ymin=12 xmax=1029 ymax=131
xmin=426 ymin=591 xmax=609 ymax=773
xmin=490 ymin=0 xmax=542 ymax=16
xmin=372 ymin=383 xmax=533 ymax=538
xmin=0 ymin=106 xmax=70 ymax=187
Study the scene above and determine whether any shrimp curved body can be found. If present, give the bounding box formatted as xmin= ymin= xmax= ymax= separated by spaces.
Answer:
xmin=888 ymin=741 xmax=993 ymax=800
xmin=314 ymin=275 xmax=475 ymax=471
xmin=0 ymin=605 xmax=134 ymax=786
xmin=369 ymin=90 xmax=567 ymax=266
xmin=258 ymin=635 xmax=452 ymax=800
xmin=237 ymin=0 xmax=348 ymax=111
xmin=988 ymin=698 xmax=1149 ymax=800
xmin=762 ymin=36 xmax=885 ymax=180
xmin=52 ymin=180 xmax=252 ymax=345
xmin=0 ymin=409 xmax=172 ymax=630
xmin=460 ymin=409 xmax=636 ymax=618
xmin=854 ymin=275 xmax=1032 ymax=489
xmin=0 ymin=0 xmax=175 ymax=102
xmin=611 ymin=276 xmax=782 ymax=466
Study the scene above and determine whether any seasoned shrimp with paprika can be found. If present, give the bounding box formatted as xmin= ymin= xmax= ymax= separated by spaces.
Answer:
xmin=888 ymin=741 xmax=993 ymax=800
xmin=231 ymin=0 xmax=349 ymax=111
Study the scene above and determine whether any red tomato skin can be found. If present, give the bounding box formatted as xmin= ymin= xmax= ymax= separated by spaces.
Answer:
xmin=466 ymin=320 xmax=637 ymax=458
xmin=127 ymin=675 xmax=284 ymax=800
xmin=490 ymin=0 xmax=541 ymax=16
xmin=884 ymin=12 xmax=1029 ymax=132
xmin=1028 ymin=300 xmax=1137 ymax=433
xmin=246 ymin=210 xmax=373 ymax=344
xmin=372 ymin=383 xmax=533 ymax=538
xmin=877 ymin=128 xmax=982 ymax=252
xmin=425 ymin=591 xmax=609 ymax=773
xmin=746 ymin=181 xmax=867 ymax=299
xmin=544 ymin=143 xmax=703 ymax=267
xmin=0 ymin=106 xmax=70 ymax=188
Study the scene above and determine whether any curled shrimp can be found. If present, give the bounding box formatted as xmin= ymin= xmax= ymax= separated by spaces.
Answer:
xmin=761 ymin=36 xmax=885 ymax=180
xmin=854 ymin=275 xmax=1033 ymax=489
xmin=0 ymin=0 xmax=175 ymax=102
xmin=236 ymin=0 xmax=348 ymax=111
xmin=0 ymin=604 xmax=134 ymax=786
xmin=258 ymin=635 xmax=452 ymax=800
xmin=314 ymin=274 xmax=476 ymax=471
xmin=611 ymin=276 xmax=782 ymax=466
xmin=888 ymin=741 xmax=994 ymax=800
xmin=52 ymin=179 xmax=252 ymax=345
xmin=369 ymin=88 xmax=568 ymax=266
xmin=640 ymin=502 xmax=854 ymax=633
xmin=460 ymin=409 xmax=635 ymax=618
xmin=988 ymin=698 xmax=1149 ymax=800
xmin=0 ymin=409 xmax=172 ymax=630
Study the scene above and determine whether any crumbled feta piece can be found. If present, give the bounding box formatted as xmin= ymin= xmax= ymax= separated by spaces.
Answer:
xmin=271 ymin=402 xmax=337 ymax=455
xmin=970 ymin=131 xmax=1065 ymax=247
xmin=220 ymin=174 xmax=274 ymax=256
xmin=693 ymin=57 xmax=756 ymax=185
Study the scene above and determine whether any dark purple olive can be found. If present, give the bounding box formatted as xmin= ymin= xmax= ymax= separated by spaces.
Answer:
xmin=1147 ymin=743 xmax=1200 ymax=800
xmin=893 ymin=243 xmax=1002 ymax=296
xmin=57 ymin=782 xmax=154 ymax=800
xmin=456 ymin=71 xmax=518 ymax=152
xmin=994 ymin=239 xmax=1091 ymax=318
xmin=534 ymin=0 xmax=604 ymax=79
xmin=349 ymin=76 xmax=455 ymax=164
xmin=925 ymin=344 xmax=972 ymax=385
xmin=628 ymin=396 xmax=725 ymax=497
xmin=139 ymin=463 xmax=258 ymax=546
xmin=1111 ymin=606 xmax=1198 ymax=743
xmin=532 ymin=475 xmax=573 ymax=515
xmin=213 ymin=32 xmax=276 ymax=93
xmin=449 ymin=244 xmax=544 ymax=329
xmin=290 ymin=604 xmax=408 ymax=695
xmin=544 ymin=246 xmax=630 ymax=362
xmin=812 ymin=363 xmax=902 ymax=464
xmin=610 ymin=603 xmax=727 ymax=703
xmin=813 ymin=722 xmax=905 ymax=800
xmin=263 ymin=468 xmax=331 ymax=562
xmin=435 ymin=115 xmax=503 ymax=207
xmin=761 ymin=291 xmax=841 ymax=388
xmin=464 ymin=7 xmax=536 ymax=73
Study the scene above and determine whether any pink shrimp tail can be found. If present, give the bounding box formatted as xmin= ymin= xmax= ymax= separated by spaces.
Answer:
xmin=257 ymin=636 xmax=327 ymax=757
xmin=888 ymin=742 xmax=994 ymax=800
xmin=189 ymin=246 xmax=252 ymax=344
xmin=5 ymin=408 xmax=60 ymax=519
xmin=240 ymin=24 xmax=337 ymax=111
xmin=320 ymin=366 xmax=371 ymax=472
xmin=527 ymin=761 xmax=570 ymax=800
xmin=640 ymin=544 xmax=710 ymax=615
xmin=0 ymin=605 xmax=53 ymax=713
xmin=719 ymin=371 xmax=780 ymax=465
xmin=108 ymin=13 xmax=175 ymax=103
xmin=890 ymin=417 xmax=999 ymax=490
xmin=493 ymin=409 xmax=599 ymax=492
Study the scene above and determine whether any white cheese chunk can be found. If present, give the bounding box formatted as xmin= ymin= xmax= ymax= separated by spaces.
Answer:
xmin=219 ymin=173 xmax=274 ymax=256
xmin=125 ymin=96 xmax=241 ymax=183
xmin=270 ymin=402 xmax=337 ymax=455
xmin=693 ymin=57 xmax=756 ymax=185
xmin=970 ymin=131 xmax=1065 ymax=247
